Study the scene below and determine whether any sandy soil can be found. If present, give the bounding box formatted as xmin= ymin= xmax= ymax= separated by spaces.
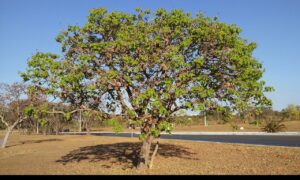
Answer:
xmin=0 ymin=134 xmax=299 ymax=175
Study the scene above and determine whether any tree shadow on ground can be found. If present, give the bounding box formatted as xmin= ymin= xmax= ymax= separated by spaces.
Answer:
xmin=8 ymin=138 xmax=63 ymax=148
xmin=56 ymin=142 xmax=197 ymax=169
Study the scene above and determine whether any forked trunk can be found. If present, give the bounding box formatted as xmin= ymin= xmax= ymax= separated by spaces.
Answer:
xmin=138 ymin=134 xmax=154 ymax=169
xmin=1 ymin=117 xmax=23 ymax=149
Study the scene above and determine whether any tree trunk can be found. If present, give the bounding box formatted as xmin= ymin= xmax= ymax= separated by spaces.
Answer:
xmin=79 ymin=110 xmax=82 ymax=132
xmin=55 ymin=120 xmax=59 ymax=135
xmin=138 ymin=134 xmax=154 ymax=169
xmin=1 ymin=117 xmax=24 ymax=149
xmin=204 ymin=111 xmax=208 ymax=127
xmin=1 ymin=127 xmax=12 ymax=149
xmin=36 ymin=122 xmax=39 ymax=134
xmin=149 ymin=141 xmax=159 ymax=169
xmin=86 ymin=121 xmax=91 ymax=135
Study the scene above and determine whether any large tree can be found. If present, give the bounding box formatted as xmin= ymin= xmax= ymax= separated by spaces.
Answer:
xmin=21 ymin=8 xmax=273 ymax=168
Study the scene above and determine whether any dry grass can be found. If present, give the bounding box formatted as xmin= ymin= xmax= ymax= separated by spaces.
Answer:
xmin=90 ymin=120 xmax=300 ymax=132
xmin=0 ymin=133 xmax=300 ymax=175
xmin=173 ymin=120 xmax=300 ymax=132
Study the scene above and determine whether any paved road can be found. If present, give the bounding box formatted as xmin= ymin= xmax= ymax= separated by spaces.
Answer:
xmin=83 ymin=133 xmax=300 ymax=147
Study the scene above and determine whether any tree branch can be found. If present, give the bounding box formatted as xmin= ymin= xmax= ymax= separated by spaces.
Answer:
xmin=0 ymin=114 xmax=9 ymax=127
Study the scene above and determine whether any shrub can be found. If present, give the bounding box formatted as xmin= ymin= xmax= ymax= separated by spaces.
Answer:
xmin=106 ymin=118 xmax=123 ymax=133
xmin=262 ymin=118 xmax=286 ymax=133
xmin=230 ymin=123 xmax=239 ymax=132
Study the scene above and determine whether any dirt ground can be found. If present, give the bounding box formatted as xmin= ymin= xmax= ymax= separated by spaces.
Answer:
xmin=0 ymin=133 xmax=300 ymax=175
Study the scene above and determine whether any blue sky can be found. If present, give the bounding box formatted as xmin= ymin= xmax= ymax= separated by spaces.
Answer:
xmin=0 ymin=0 xmax=299 ymax=111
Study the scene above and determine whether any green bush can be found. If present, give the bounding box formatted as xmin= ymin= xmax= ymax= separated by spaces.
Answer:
xmin=262 ymin=118 xmax=286 ymax=133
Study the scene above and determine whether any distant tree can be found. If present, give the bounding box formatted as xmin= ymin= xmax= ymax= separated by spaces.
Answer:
xmin=82 ymin=110 xmax=103 ymax=134
xmin=25 ymin=86 xmax=49 ymax=134
xmin=0 ymin=82 xmax=29 ymax=148
xmin=282 ymin=104 xmax=300 ymax=120
xmin=21 ymin=8 xmax=273 ymax=168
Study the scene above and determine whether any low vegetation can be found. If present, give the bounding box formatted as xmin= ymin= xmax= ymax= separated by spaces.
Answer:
xmin=262 ymin=118 xmax=286 ymax=133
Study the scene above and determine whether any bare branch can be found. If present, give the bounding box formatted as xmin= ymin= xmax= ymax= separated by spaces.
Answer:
xmin=0 ymin=114 xmax=9 ymax=127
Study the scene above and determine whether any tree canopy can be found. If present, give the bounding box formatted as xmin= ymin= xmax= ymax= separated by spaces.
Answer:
xmin=21 ymin=8 xmax=273 ymax=168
